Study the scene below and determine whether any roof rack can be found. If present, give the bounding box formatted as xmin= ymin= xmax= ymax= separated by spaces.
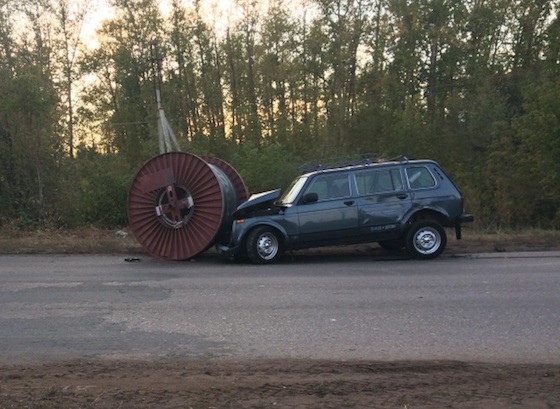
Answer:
xmin=298 ymin=154 xmax=409 ymax=174
xmin=387 ymin=154 xmax=409 ymax=162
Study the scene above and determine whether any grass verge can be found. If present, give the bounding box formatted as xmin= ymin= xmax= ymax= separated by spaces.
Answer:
xmin=0 ymin=227 xmax=559 ymax=255
xmin=0 ymin=227 xmax=143 ymax=255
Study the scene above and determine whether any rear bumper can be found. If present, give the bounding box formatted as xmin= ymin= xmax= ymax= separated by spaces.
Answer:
xmin=455 ymin=213 xmax=474 ymax=239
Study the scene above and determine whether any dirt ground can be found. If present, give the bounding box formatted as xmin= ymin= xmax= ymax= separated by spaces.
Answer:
xmin=1 ymin=358 xmax=559 ymax=409
xmin=1 ymin=229 xmax=560 ymax=408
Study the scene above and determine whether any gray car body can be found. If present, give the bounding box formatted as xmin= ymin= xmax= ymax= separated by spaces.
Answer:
xmin=217 ymin=159 xmax=473 ymax=256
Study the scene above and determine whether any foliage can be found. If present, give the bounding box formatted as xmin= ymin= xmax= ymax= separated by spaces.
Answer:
xmin=232 ymin=144 xmax=301 ymax=193
xmin=491 ymin=76 xmax=560 ymax=228
xmin=74 ymin=151 xmax=133 ymax=227
xmin=1 ymin=0 xmax=560 ymax=230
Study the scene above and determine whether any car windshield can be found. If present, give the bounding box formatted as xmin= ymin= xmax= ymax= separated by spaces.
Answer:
xmin=278 ymin=175 xmax=308 ymax=205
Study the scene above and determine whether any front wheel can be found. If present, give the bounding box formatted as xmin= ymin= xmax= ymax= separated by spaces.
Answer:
xmin=246 ymin=226 xmax=283 ymax=264
xmin=405 ymin=221 xmax=447 ymax=259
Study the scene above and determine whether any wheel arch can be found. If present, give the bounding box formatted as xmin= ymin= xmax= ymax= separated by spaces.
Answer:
xmin=405 ymin=208 xmax=450 ymax=228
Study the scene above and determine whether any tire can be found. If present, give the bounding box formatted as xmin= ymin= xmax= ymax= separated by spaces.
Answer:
xmin=405 ymin=221 xmax=447 ymax=259
xmin=378 ymin=239 xmax=404 ymax=252
xmin=246 ymin=226 xmax=283 ymax=264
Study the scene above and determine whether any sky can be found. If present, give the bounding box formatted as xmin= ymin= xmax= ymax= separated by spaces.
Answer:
xmin=82 ymin=0 xmax=246 ymax=47
xmin=81 ymin=0 xmax=315 ymax=47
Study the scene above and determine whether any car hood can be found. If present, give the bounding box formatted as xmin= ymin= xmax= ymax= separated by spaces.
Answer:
xmin=233 ymin=189 xmax=281 ymax=217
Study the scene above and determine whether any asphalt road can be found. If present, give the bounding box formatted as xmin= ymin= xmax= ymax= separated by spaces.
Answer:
xmin=0 ymin=252 xmax=559 ymax=364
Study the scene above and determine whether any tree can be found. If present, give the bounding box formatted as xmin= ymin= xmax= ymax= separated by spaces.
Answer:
xmin=0 ymin=0 xmax=62 ymax=225
xmin=237 ymin=0 xmax=263 ymax=146
xmin=315 ymin=0 xmax=372 ymax=154
xmin=489 ymin=78 xmax=560 ymax=227
xmin=258 ymin=0 xmax=295 ymax=146
xmin=510 ymin=0 xmax=553 ymax=70
xmin=192 ymin=1 xmax=228 ymax=156
xmin=83 ymin=0 xmax=164 ymax=167
xmin=165 ymin=0 xmax=202 ymax=146
xmin=543 ymin=11 xmax=560 ymax=75
xmin=51 ymin=0 xmax=87 ymax=158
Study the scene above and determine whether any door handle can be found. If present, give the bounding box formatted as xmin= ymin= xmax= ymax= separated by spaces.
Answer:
xmin=396 ymin=194 xmax=408 ymax=200
xmin=344 ymin=200 xmax=355 ymax=206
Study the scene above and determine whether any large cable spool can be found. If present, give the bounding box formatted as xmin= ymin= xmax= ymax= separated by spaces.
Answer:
xmin=202 ymin=156 xmax=250 ymax=204
xmin=127 ymin=152 xmax=249 ymax=260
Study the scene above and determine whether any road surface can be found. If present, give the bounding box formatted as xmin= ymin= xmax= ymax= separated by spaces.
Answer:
xmin=0 ymin=252 xmax=559 ymax=364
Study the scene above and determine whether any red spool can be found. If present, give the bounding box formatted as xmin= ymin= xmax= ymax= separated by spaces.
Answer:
xmin=202 ymin=156 xmax=250 ymax=204
xmin=127 ymin=152 xmax=232 ymax=260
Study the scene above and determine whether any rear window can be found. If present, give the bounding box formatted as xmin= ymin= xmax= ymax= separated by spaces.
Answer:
xmin=406 ymin=167 xmax=436 ymax=189
xmin=355 ymin=169 xmax=403 ymax=195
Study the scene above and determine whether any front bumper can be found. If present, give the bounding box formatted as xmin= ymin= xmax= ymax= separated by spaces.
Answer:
xmin=215 ymin=244 xmax=239 ymax=257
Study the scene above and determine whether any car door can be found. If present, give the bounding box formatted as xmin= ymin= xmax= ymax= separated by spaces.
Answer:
xmin=355 ymin=167 xmax=410 ymax=237
xmin=296 ymin=172 xmax=359 ymax=246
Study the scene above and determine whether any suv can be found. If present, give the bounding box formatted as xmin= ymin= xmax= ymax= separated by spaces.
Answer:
xmin=217 ymin=157 xmax=473 ymax=263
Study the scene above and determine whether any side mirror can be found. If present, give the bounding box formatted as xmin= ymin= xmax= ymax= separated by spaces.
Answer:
xmin=302 ymin=192 xmax=318 ymax=204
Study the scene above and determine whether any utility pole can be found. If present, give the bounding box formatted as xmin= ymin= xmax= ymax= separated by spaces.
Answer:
xmin=151 ymin=40 xmax=181 ymax=154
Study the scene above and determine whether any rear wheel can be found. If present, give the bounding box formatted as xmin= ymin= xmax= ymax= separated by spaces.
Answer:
xmin=405 ymin=221 xmax=447 ymax=259
xmin=246 ymin=226 xmax=283 ymax=264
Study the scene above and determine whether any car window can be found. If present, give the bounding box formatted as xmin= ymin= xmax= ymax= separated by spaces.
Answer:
xmin=355 ymin=169 xmax=403 ymax=195
xmin=305 ymin=174 xmax=350 ymax=200
xmin=406 ymin=166 xmax=436 ymax=189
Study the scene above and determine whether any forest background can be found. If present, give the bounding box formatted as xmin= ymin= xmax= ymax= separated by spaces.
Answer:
xmin=1 ymin=0 xmax=559 ymax=231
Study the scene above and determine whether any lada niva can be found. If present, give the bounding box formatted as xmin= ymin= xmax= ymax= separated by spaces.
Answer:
xmin=217 ymin=157 xmax=474 ymax=263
